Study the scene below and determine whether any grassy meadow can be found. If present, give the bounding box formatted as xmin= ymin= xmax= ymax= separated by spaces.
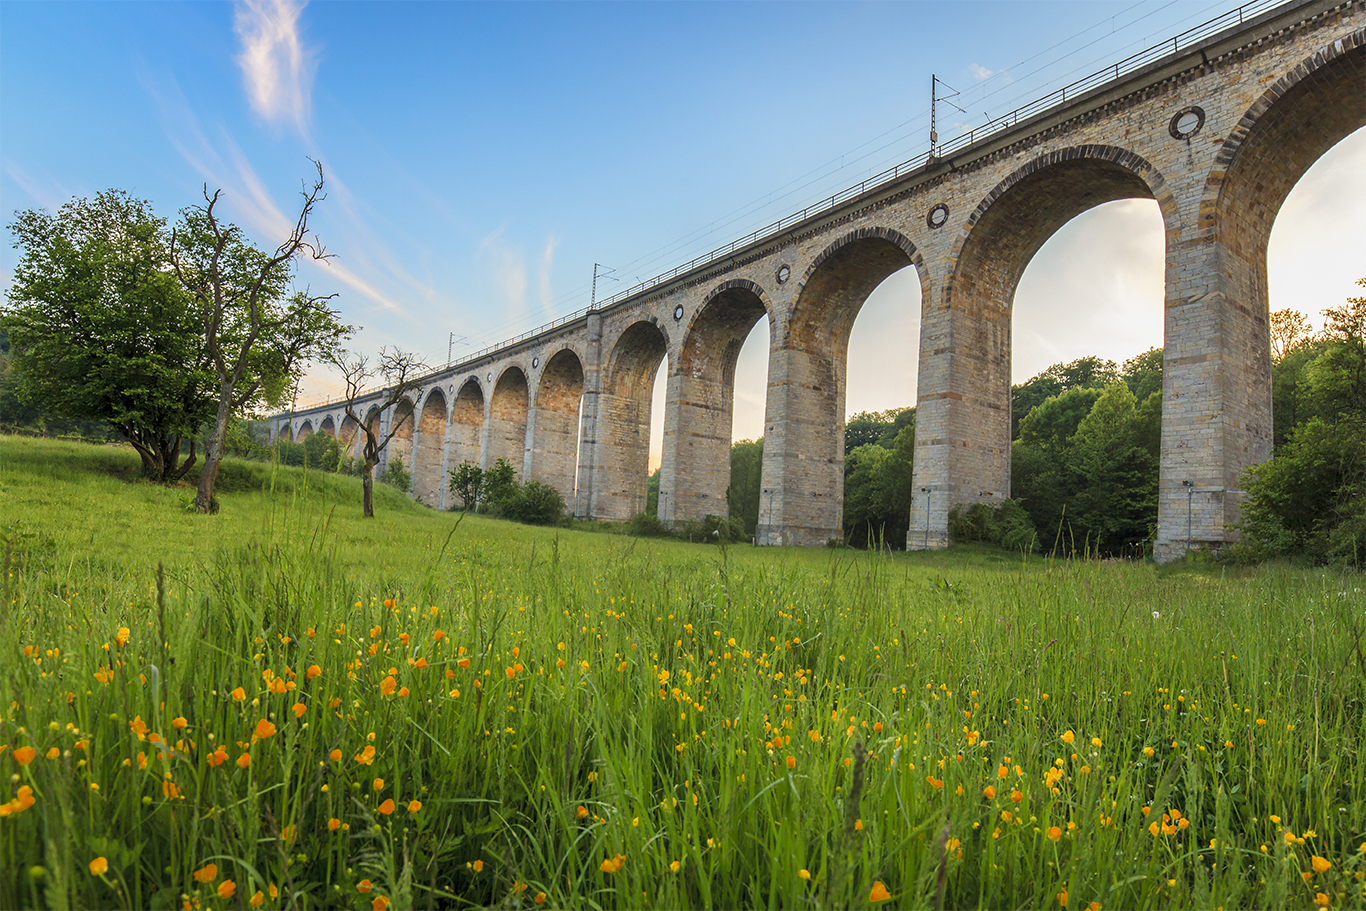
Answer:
xmin=1 ymin=435 xmax=1363 ymax=910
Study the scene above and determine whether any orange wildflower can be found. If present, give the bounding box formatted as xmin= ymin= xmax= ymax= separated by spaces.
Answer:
xmin=869 ymin=881 xmax=892 ymax=902
xmin=357 ymin=880 xmax=373 ymax=893
xmin=253 ymin=719 xmax=277 ymax=740
xmin=89 ymin=857 xmax=108 ymax=876
xmin=193 ymin=863 xmax=218 ymax=883
xmin=378 ymin=799 xmax=395 ymax=815
xmin=408 ymin=800 xmax=422 ymax=814
xmin=172 ymin=717 xmax=188 ymax=730
xmin=307 ymin=665 xmax=321 ymax=679
xmin=292 ymin=703 xmax=306 ymax=718
xmin=11 ymin=746 xmax=36 ymax=766
xmin=380 ymin=676 xmax=397 ymax=696
xmin=218 ymin=881 xmax=236 ymax=899
xmin=236 ymin=752 xmax=251 ymax=769
xmin=372 ymin=897 xmax=390 ymax=911
xmin=231 ymin=687 xmax=246 ymax=701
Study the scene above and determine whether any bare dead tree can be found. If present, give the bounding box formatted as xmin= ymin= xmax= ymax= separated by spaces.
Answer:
xmin=333 ymin=347 xmax=430 ymax=517
xmin=171 ymin=159 xmax=351 ymax=513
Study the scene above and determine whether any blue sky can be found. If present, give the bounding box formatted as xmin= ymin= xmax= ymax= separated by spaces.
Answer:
xmin=2 ymin=1 xmax=1362 ymax=457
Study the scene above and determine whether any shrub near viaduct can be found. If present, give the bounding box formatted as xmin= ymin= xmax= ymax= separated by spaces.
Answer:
xmin=274 ymin=0 xmax=1365 ymax=563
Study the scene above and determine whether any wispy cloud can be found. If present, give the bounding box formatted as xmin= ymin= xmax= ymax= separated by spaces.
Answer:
xmin=234 ymin=0 xmax=316 ymax=134
xmin=538 ymin=234 xmax=560 ymax=315
xmin=141 ymin=70 xmax=415 ymax=319
xmin=968 ymin=63 xmax=995 ymax=81
xmin=479 ymin=229 xmax=528 ymax=316
xmin=2 ymin=161 xmax=77 ymax=213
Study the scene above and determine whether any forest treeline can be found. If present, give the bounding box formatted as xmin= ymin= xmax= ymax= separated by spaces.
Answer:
xmin=708 ymin=282 xmax=1364 ymax=566
xmin=6 ymin=282 xmax=1361 ymax=565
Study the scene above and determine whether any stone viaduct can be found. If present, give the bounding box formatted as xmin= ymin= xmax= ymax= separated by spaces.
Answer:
xmin=273 ymin=0 xmax=1365 ymax=562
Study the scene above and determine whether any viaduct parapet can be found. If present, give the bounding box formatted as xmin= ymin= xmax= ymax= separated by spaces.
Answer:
xmin=273 ymin=0 xmax=1365 ymax=562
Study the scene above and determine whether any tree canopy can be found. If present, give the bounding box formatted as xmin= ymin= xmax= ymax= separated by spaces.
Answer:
xmin=2 ymin=190 xmax=215 ymax=480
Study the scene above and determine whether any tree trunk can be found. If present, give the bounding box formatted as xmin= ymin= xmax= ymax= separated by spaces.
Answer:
xmin=362 ymin=461 xmax=376 ymax=518
xmin=196 ymin=382 xmax=236 ymax=513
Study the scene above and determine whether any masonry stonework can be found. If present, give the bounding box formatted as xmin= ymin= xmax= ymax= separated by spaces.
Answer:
xmin=273 ymin=0 xmax=1364 ymax=561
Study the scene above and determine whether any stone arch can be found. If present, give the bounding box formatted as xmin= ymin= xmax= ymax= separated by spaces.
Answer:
xmin=294 ymin=420 xmax=314 ymax=443
xmin=449 ymin=378 xmax=485 ymax=486
xmin=666 ymin=279 xmax=774 ymax=523
xmin=595 ymin=320 xmax=670 ymax=521
xmin=759 ymin=227 xmax=926 ymax=546
xmin=1151 ymin=35 xmax=1366 ymax=561
xmin=488 ymin=367 xmax=529 ymax=475
xmin=339 ymin=414 xmax=360 ymax=460
xmin=412 ymin=388 xmax=448 ymax=507
xmin=319 ymin=415 xmax=336 ymax=438
xmin=913 ymin=146 xmax=1172 ymax=549
xmin=388 ymin=398 xmax=415 ymax=483
xmin=531 ymin=348 xmax=585 ymax=504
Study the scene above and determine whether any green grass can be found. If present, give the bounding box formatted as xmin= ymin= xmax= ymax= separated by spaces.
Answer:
xmin=1 ymin=435 xmax=1363 ymax=910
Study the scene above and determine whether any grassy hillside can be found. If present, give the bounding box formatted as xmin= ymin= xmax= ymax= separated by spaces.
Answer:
xmin=1 ymin=435 xmax=1362 ymax=910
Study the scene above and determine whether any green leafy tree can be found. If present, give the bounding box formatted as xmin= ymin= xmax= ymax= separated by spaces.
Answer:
xmin=646 ymin=468 xmax=661 ymax=516
xmin=379 ymin=454 xmax=412 ymax=491
xmin=1238 ymin=417 xmax=1365 ymax=566
xmin=1240 ymin=279 xmax=1366 ymax=566
xmin=1121 ymin=348 xmax=1163 ymax=402
xmin=1018 ymin=387 xmax=1105 ymax=451
xmin=1065 ymin=383 xmax=1158 ymax=553
xmin=1012 ymin=356 xmax=1118 ymax=439
xmin=171 ymin=162 xmax=352 ymax=513
xmin=3 ymin=190 xmax=215 ymax=480
xmin=844 ymin=410 xmax=893 ymax=454
xmin=481 ymin=459 xmax=520 ymax=515
xmin=842 ymin=420 xmax=915 ymax=548
xmin=449 ymin=462 xmax=484 ymax=511
xmin=728 ymin=438 xmax=764 ymax=535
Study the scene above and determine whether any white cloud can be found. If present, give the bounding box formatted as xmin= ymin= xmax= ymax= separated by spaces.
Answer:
xmin=234 ymin=0 xmax=316 ymax=134
xmin=969 ymin=63 xmax=995 ymax=81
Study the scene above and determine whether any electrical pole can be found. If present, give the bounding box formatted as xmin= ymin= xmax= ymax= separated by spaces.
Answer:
xmin=591 ymin=263 xmax=617 ymax=309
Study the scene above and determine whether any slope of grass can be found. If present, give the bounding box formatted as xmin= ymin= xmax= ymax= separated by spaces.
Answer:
xmin=1 ymin=435 xmax=1362 ymax=910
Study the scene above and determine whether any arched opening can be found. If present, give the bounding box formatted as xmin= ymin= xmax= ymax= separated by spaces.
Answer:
xmin=488 ymin=367 xmax=529 ymax=475
xmin=413 ymin=389 xmax=448 ymax=507
xmin=450 ymin=379 xmax=485 ymax=473
xmin=666 ymin=281 xmax=771 ymax=526
xmin=761 ymin=229 xmax=925 ymax=547
xmin=532 ymin=348 xmax=585 ymax=505
xmin=294 ymin=420 xmax=313 ymax=443
xmin=339 ymin=414 xmax=360 ymax=460
xmin=598 ymin=320 xmax=669 ymax=521
xmin=1152 ymin=40 xmax=1365 ymax=560
xmin=919 ymin=149 xmax=1168 ymax=550
xmin=319 ymin=416 xmax=336 ymax=438
xmin=1008 ymin=196 xmax=1167 ymax=555
xmin=388 ymin=399 xmax=415 ymax=485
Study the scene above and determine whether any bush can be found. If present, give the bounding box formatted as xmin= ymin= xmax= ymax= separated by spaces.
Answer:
xmin=504 ymin=480 xmax=567 ymax=526
xmin=948 ymin=500 xmax=1038 ymax=553
xmin=626 ymin=511 xmax=671 ymax=538
xmin=379 ymin=454 xmax=411 ymax=491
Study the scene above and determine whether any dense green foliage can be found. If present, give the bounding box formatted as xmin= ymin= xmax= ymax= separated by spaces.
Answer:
xmin=1237 ymin=282 xmax=1366 ymax=567
xmin=447 ymin=458 xmax=568 ymax=526
xmin=2 ymin=436 xmax=1364 ymax=910
xmin=1 ymin=192 xmax=215 ymax=480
